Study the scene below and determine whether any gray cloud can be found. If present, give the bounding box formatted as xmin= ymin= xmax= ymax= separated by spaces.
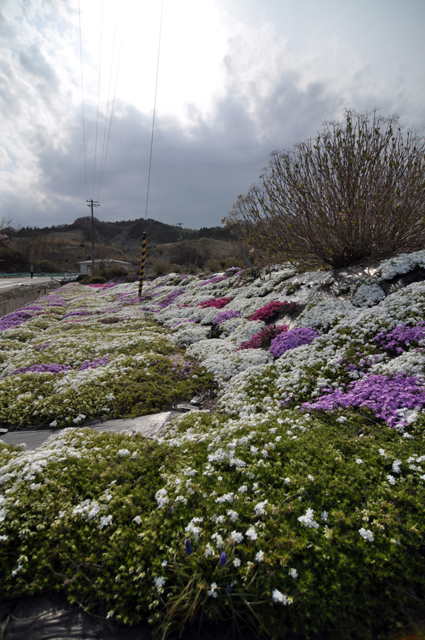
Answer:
xmin=1 ymin=0 xmax=425 ymax=231
xmin=19 ymin=44 xmax=59 ymax=90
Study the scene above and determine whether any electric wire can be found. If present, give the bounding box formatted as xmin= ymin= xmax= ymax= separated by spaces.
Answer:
xmin=78 ymin=0 xmax=88 ymax=200
xmin=91 ymin=0 xmax=104 ymax=198
xmin=144 ymin=0 xmax=164 ymax=221
xmin=98 ymin=32 xmax=123 ymax=201
xmin=97 ymin=11 xmax=118 ymax=202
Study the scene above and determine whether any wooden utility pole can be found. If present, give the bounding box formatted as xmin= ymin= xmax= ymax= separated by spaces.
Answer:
xmin=86 ymin=199 xmax=100 ymax=275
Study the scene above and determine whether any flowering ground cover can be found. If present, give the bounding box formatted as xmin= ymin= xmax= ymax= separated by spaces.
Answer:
xmin=2 ymin=250 xmax=425 ymax=639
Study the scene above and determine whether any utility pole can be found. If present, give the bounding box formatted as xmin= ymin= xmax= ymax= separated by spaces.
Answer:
xmin=86 ymin=199 xmax=100 ymax=275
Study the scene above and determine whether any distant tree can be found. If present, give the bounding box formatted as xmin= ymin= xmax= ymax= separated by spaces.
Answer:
xmin=168 ymin=240 xmax=211 ymax=268
xmin=224 ymin=109 xmax=425 ymax=268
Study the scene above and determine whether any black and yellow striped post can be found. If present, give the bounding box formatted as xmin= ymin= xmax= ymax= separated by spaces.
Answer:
xmin=138 ymin=232 xmax=147 ymax=297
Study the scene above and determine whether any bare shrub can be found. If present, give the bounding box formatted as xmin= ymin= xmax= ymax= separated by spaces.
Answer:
xmin=153 ymin=260 xmax=172 ymax=275
xmin=224 ymin=109 xmax=425 ymax=269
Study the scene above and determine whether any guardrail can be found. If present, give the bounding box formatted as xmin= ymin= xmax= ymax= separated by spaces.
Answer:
xmin=0 ymin=272 xmax=80 ymax=279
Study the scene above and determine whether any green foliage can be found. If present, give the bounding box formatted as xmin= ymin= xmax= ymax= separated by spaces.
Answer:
xmin=1 ymin=412 xmax=425 ymax=639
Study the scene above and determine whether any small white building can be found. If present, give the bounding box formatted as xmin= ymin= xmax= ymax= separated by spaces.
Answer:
xmin=77 ymin=259 xmax=131 ymax=276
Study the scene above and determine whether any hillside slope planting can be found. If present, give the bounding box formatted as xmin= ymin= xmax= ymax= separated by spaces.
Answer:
xmin=1 ymin=252 xmax=425 ymax=639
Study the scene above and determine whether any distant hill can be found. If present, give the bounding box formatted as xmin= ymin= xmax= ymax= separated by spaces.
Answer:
xmin=14 ymin=217 xmax=234 ymax=246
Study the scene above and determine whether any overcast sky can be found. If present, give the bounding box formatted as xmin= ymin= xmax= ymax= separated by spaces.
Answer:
xmin=1 ymin=0 xmax=424 ymax=231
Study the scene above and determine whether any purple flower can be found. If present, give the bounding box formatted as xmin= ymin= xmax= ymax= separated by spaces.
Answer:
xmin=9 ymin=363 xmax=71 ymax=376
xmin=214 ymin=310 xmax=242 ymax=324
xmin=157 ymin=289 xmax=184 ymax=308
xmin=79 ymin=356 xmax=109 ymax=371
xmin=373 ymin=322 xmax=425 ymax=354
xmin=270 ymin=327 xmax=319 ymax=358
xmin=62 ymin=309 xmax=91 ymax=319
xmin=0 ymin=310 xmax=35 ymax=332
xmin=185 ymin=539 xmax=193 ymax=555
xmin=35 ymin=344 xmax=49 ymax=351
xmin=200 ymin=276 xmax=227 ymax=286
xmin=226 ymin=585 xmax=232 ymax=595
xmin=301 ymin=372 xmax=425 ymax=428
xmin=220 ymin=552 xmax=226 ymax=566
xmin=173 ymin=319 xmax=197 ymax=328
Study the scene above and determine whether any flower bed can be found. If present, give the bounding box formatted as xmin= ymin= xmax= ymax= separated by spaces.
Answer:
xmin=2 ymin=252 xmax=425 ymax=639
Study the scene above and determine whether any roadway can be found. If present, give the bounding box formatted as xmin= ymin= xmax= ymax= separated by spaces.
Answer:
xmin=0 ymin=276 xmax=59 ymax=292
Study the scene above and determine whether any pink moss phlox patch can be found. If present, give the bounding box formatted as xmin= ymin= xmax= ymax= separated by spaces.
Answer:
xmin=238 ymin=325 xmax=288 ymax=350
xmin=198 ymin=297 xmax=231 ymax=309
xmin=249 ymin=300 xmax=299 ymax=323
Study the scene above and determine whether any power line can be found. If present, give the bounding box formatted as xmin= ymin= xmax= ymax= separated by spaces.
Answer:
xmin=144 ymin=0 xmax=164 ymax=221
xmin=97 ymin=10 xmax=118 ymax=201
xmin=78 ymin=0 xmax=88 ymax=200
xmin=98 ymin=32 xmax=123 ymax=201
xmin=92 ymin=0 xmax=104 ymax=198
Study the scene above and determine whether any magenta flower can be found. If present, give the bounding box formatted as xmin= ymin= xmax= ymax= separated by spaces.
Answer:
xmin=249 ymin=300 xmax=299 ymax=323
xmin=239 ymin=325 xmax=288 ymax=350
xmin=198 ymin=297 xmax=231 ymax=309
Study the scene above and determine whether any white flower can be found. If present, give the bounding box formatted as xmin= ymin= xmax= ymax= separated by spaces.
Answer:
xmin=211 ymin=533 xmax=224 ymax=548
xmin=132 ymin=451 xmax=138 ymax=459
xmin=50 ymin=420 xmax=57 ymax=427
xmin=230 ymin=530 xmax=244 ymax=544
xmin=359 ymin=528 xmax=374 ymax=542
xmin=154 ymin=576 xmax=166 ymax=589
xmin=99 ymin=514 xmax=113 ymax=530
xmin=245 ymin=526 xmax=258 ymax=541
xmin=155 ymin=488 xmax=169 ymax=508
xmin=321 ymin=511 xmax=328 ymax=523
xmin=118 ymin=449 xmax=130 ymax=457
xmin=392 ymin=459 xmax=402 ymax=474
xmin=227 ymin=509 xmax=239 ymax=522
xmin=133 ymin=516 xmax=142 ymax=524
xmin=233 ymin=558 xmax=241 ymax=567
xmin=284 ymin=477 xmax=290 ymax=485
xmin=255 ymin=550 xmax=264 ymax=562
xmin=298 ymin=508 xmax=319 ymax=529
xmin=355 ymin=459 xmax=363 ymax=464
xmin=207 ymin=582 xmax=218 ymax=598
xmin=288 ymin=568 xmax=298 ymax=579
xmin=254 ymin=500 xmax=268 ymax=516
xmin=238 ymin=484 xmax=248 ymax=493
xmin=386 ymin=474 xmax=396 ymax=485
xmin=272 ymin=589 xmax=292 ymax=605
xmin=204 ymin=544 xmax=215 ymax=558
xmin=185 ymin=517 xmax=204 ymax=540
xmin=307 ymin=474 xmax=314 ymax=481
xmin=378 ymin=448 xmax=386 ymax=457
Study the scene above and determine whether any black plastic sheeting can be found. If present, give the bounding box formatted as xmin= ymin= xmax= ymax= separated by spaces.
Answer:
xmin=0 ymin=594 xmax=268 ymax=640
